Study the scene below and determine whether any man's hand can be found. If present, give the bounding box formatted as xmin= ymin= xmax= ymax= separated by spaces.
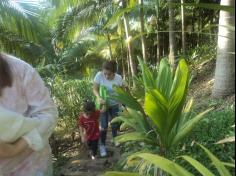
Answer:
xmin=98 ymin=97 xmax=106 ymax=105
xmin=100 ymin=104 xmax=107 ymax=113
xmin=0 ymin=138 xmax=29 ymax=158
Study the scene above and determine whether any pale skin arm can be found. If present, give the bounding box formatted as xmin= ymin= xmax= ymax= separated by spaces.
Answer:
xmin=79 ymin=126 xmax=86 ymax=144
xmin=0 ymin=138 xmax=30 ymax=158
xmin=100 ymin=104 xmax=107 ymax=113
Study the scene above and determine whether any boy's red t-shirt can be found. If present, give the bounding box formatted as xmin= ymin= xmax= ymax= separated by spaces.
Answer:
xmin=77 ymin=110 xmax=100 ymax=141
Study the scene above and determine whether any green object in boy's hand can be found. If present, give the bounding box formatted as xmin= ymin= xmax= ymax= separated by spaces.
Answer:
xmin=100 ymin=85 xmax=108 ymax=101
xmin=95 ymin=85 xmax=108 ymax=109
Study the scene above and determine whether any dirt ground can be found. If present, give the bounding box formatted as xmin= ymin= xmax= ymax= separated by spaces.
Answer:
xmin=188 ymin=59 xmax=235 ymax=110
xmin=52 ymin=130 xmax=120 ymax=176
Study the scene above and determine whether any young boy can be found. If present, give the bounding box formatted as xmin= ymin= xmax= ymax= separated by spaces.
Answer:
xmin=77 ymin=101 xmax=105 ymax=160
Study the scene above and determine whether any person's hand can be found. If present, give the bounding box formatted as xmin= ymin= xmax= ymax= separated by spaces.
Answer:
xmin=98 ymin=97 xmax=106 ymax=105
xmin=0 ymin=138 xmax=29 ymax=158
xmin=100 ymin=104 xmax=107 ymax=113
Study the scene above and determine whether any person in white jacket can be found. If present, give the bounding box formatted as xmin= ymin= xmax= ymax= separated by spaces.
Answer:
xmin=0 ymin=53 xmax=58 ymax=176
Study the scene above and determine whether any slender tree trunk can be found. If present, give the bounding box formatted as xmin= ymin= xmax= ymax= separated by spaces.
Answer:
xmin=121 ymin=38 xmax=126 ymax=80
xmin=162 ymin=33 xmax=165 ymax=56
xmin=168 ymin=0 xmax=176 ymax=68
xmin=192 ymin=11 xmax=195 ymax=48
xmin=122 ymin=1 xmax=137 ymax=88
xmin=127 ymin=51 xmax=131 ymax=88
xmin=139 ymin=0 xmax=147 ymax=63
xmin=106 ymin=32 xmax=112 ymax=60
xmin=181 ymin=0 xmax=186 ymax=55
xmin=197 ymin=9 xmax=201 ymax=47
xmin=155 ymin=0 xmax=161 ymax=65
xmin=212 ymin=0 xmax=235 ymax=98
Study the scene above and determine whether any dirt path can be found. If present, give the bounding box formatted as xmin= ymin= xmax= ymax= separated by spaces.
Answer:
xmin=58 ymin=130 xmax=121 ymax=176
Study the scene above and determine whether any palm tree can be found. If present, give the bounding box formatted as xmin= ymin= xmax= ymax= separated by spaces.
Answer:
xmin=181 ymin=0 xmax=186 ymax=55
xmin=155 ymin=0 xmax=161 ymax=64
xmin=167 ymin=0 xmax=176 ymax=68
xmin=0 ymin=0 xmax=53 ymax=63
xmin=212 ymin=0 xmax=235 ymax=98
xmin=122 ymin=0 xmax=137 ymax=87
xmin=139 ymin=0 xmax=147 ymax=63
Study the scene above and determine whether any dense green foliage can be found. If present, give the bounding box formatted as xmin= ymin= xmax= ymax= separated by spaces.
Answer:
xmin=0 ymin=1 xmax=234 ymax=176
xmin=46 ymin=76 xmax=94 ymax=130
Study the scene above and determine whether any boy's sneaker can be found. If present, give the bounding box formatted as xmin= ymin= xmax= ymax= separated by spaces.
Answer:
xmin=100 ymin=145 xmax=107 ymax=157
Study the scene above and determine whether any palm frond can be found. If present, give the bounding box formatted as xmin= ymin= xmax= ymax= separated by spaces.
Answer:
xmin=54 ymin=0 xmax=113 ymax=43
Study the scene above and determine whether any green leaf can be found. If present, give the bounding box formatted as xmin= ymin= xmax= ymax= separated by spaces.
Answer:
xmin=111 ymin=116 xmax=135 ymax=130
xmin=144 ymin=89 xmax=168 ymax=135
xmin=128 ymin=0 xmax=136 ymax=8
xmin=127 ymin=108 xmax=151 ymax=133
xmin=198 ymin=143 xmax=231 ymax=176
xmin=222 ymin=162 xmax=235 ymax=168
xmin=181 ymin=155 xmax=215 ymax=176
xmin=172 ymin=108 xmax=213 ymax=146
xmin=104 ymin=7 xmax=134 ymax=29
xmin=156 ymin=58 xmax=173 ymax=99
xmin=111 ymin=108 xmax=150 ymax=133
xmin=111 ymin=86 xmax=144 ymax=113
xmin=138 ymin=56 xmax=156 ymax=90
xmin=167 ymin=59 xmax=189 ymax=132
xmin=115 ymin=132 xmax=154 ymax=144
xmin=132 ymin=153 xmax=194 ymax=176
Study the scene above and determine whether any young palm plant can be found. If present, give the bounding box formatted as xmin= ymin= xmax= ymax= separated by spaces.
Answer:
xmin=105 ymin=58 xmax=214 ymax=175
xmin=104 ymin=143 xmax=234 ymax=176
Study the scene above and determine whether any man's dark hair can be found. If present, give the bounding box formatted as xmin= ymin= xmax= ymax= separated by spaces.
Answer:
xmin=83 ymin=101 xmax=96 ymax=113
xmin=0 ymin=54 xmax=12 ymax=96
xmin=102 ymin=60 xmax=117 ymax=73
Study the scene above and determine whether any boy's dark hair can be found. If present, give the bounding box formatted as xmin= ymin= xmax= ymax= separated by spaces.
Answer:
xmin=83 ymin=101 xmax=96 ymax=113
xmin=102 ymin=60 xmax=117 ymax=73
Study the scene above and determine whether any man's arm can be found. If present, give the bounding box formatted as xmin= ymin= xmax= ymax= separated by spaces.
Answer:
xmin=100 ymin=104 xmax=107 ymax=113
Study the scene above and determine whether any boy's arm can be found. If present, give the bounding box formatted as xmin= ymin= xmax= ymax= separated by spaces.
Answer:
xmin=79 ymin=126 xmax=86 ymax=143
xmin=77 ymin=117 xmax=86 ymax=143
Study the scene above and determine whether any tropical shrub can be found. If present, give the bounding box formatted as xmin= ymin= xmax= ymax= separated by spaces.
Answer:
xmin=173 ymin=104 xmax=235 ymax=175
xmin=105 ymin=141 xmax=235 ymax=176
xmin=105 ymin=58 xmax=213 ymax=175
xmin=112 ymin=58 xmax=212 ymax=151
xmin=45 ymin=76 xmax=94 ymax=130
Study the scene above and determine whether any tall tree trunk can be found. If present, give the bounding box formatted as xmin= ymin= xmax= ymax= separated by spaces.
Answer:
xmin=122 ymin=0 xmax=137 ymax=88
xmin=121 ymin=38 xmax=126 ymax=80
xmin=168 ymin=0 xmax=176 ymax=68
xmin=197 ymin=9 xmax=201 ymax=47
xmin=181 ymin=0 xmax=186 ymax=55
xmin=192 ymin=11 xmax=195 ymax=48
xmin=162 ymin=33 xmax=165 ymax=56
xmin=155 ymin=0 xmax=161 ymax=65
xmin=127 ymin=51 xmax=131 ymax=87
xmin=139 ymin=0 xmax=147 ymax=63
xmin=212 ymin=0 xmax=235 ymax=98
xmin=106 ymin=32 xmax=112 ymax=60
